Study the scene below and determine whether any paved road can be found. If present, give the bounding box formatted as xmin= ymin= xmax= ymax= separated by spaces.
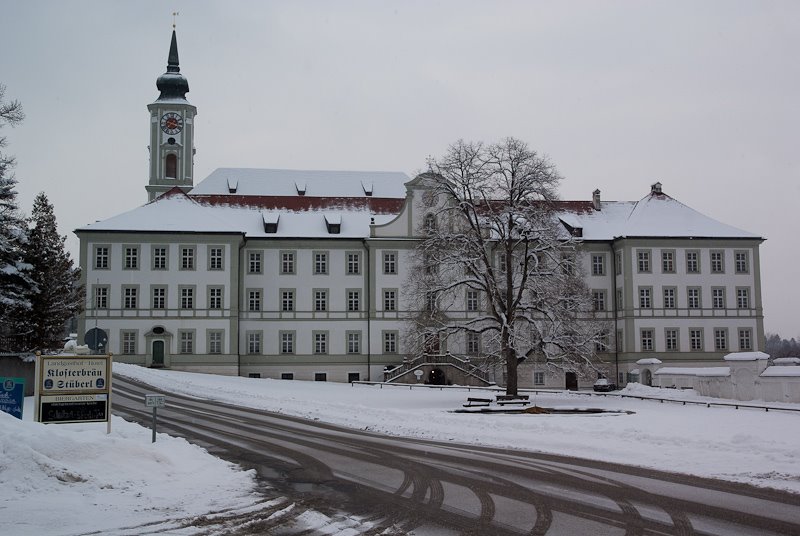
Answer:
xmin=111 ymin=375 xmax=800 ymax=535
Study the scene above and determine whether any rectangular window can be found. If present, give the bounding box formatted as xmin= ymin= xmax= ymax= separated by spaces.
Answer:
xmin=94 ymin=246 xmax=109 ymax=269
xmin=384 ymin=290 xmax=397 ymax=311
xmin=152 ymin=287 xmax=166 ymax=309
xmin=616 ymin=289 xmax=623 ymax=310
xmin=637 ymin=250 xmax=651 ymax=273
xmin=280 ymin=331 xmax=294 ymax=354
xmin=710 ymin=251 xmax=724 ymax=274
xmin=208 ymin=331 xmax=223 ymax=354
xmin=124 ymin=246 xmax=139 ymax=270
xmin=561 ymin=254 xmax=575 ymax=276
xmin=209 ymin=247 xmax=224 ymax=270
xmin=247 ymin=332 xmax=262 ymax=354
xmin=281 ymin=289 xmax=295 ymax=312
xmin=737 ymin=288 xmax=750 ymax=309
xmin=383 ymin=251 xmax=397 ymax=274
xmin=735 ymin=251 xmax=749 ymax=274
xmin=152 ymin=246 xmax=167 ymax=270
xmin=348 ymin=372 xmax=360 ymax=383
xmin=687 ymin=287 xmax=701 ymax=309
xmin=591 ymin=254 xmax=605 ymax=276
xmin=738 ymin=328 xmax=753 ymax=351
xmin=595 ymin=330 xmax=610 ymax=352
xmin=686 ymin=251 xmax=700 ymax=273
xmin=714 ymin=328 xmax=728 ymax=351
xmin=663 ymin=287 xmax=676 ymax=309
xmin=314 ymin=252 xmax=328 ymax=274
xmin=180 ymin=331 xmax=193 ymax=354
xmin=665 ymin=329 xmax=678 ymax=351
xmin=314 ymin=373 xmax=327 ymax=382
xmin=346 ymin=252 xmax=361 ymax=275
xmin=314 ymin=332 xmax=328 ymax=354
xmin=533 ymin=371 xmax=545 ymax=386
xmin=314 ymin=290 xmax=328 ymax=312
xmin=661 ymin=250 xmax=675 ymax=273
xmin=123 ymin=287 xmax=138 ymax=309
xmin=121 ymin=331 xmax=136 ymax=355
xmin=347 ymin=331 xmax=360 ymax=354
xmin=248 ymin=251 xmax=262 ymax=274
xmin=208 ymin=287 xmax=223 ymax=309
xmin=180 ymin=287 xmax=194 ymax=309
xmin=712 ymin=287 xmax=725 ymax=309
xmin=383 ymin=331 xmax=398 ymax=354
xmin=615 ymin=251 xmax=622 ymax=275
xmin=347 ymin=290 xmax=360 ymax=312
xmin=592 ymin=290 xmax=606 ymax=312
xmin=94 ymin=286 xmax=108 ymax=309
xmin=281 ymin=372 xmax=294 ymax=380
xmin=281 ymin=251 xmax=295 ymax=274
xmin=617 ymin=329 xmax=624 ymax=353
xmin=690 ymin=329 xmax=703 ymax=351
xmin=466 ymin=290 xmax=479 ymax=312
xmin=640 ymin=329 xmax=654 ymax=351
xmin=639 ymin=287 xmax=652 ymax=309
xmin=466 ymin=332 xmax=480 ymax=354
xmin=248 ymin=290 xmax=261 ymax=311
xmin=181 ymin=247 xmax=195 ymax=270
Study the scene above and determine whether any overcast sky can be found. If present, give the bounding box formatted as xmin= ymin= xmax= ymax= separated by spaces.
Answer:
xmin=2 ymin=1 xmax=798 ymax=336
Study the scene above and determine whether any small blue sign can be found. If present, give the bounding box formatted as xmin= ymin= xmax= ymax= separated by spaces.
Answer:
xmin=0 ymin=377 xmax=25 ymax=420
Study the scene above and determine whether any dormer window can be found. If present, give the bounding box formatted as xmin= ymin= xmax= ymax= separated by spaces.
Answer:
xmin=295 ymin=181 xmax=306 ymax=196
xmin=262 ymin=213 xmax=279 ymax=234
xmin=324 ymin=214 xmax=341 ymax=234
xmin=362 ymin=181 xmax=374 ymax=197
xmin=165 ymin=154 xmax=177 ymax=179
xmin=227 ymin=177 xmax=238 ymax=193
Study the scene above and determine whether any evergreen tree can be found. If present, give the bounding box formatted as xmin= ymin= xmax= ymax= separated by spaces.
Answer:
xmin=22 ymin=192 xmax=84 ymax=351
xmin=0 ymin=84 xmax=35 ymax=342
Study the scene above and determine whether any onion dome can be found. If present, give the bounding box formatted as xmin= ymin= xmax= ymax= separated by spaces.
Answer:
xmin=156 ymin=30 xmax=189 ymax=100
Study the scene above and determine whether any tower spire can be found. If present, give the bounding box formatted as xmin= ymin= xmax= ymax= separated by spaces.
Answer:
xmin=156 ymin=28 xmax=189 ymax=100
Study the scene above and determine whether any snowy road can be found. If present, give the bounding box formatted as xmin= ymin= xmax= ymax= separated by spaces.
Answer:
xmin=112 ymin=375 xmax=800 ymax=536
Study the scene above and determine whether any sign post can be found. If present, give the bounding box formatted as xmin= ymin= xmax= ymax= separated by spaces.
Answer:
xmin=144 ymin=394 xmax=166 ymax=443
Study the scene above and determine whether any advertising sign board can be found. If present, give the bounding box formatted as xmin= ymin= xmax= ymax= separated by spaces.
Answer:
xmin=35 ymin=354 xmax=112 ymax=429
xmin=0 ymin=377 xmax=25 ymax=420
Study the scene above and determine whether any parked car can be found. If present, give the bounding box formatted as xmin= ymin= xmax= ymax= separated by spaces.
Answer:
xmin=593 ymin=378 xmax=617 ymax=392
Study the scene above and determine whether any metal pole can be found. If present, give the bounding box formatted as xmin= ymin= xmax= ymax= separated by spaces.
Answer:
xmin=152 ymin=407 xmax=157 ymax=443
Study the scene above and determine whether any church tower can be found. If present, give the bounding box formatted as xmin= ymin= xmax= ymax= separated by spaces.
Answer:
xmin=146 ymin=30 xmax=196 ymax=201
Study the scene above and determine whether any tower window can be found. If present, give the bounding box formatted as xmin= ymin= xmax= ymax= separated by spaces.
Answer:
xmin=165 ymin=154 xmax=177 ymax=178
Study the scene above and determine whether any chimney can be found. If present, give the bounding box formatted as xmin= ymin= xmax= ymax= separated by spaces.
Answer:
xmin=651 ymin=182 xmax=663 ymax=195
xmin=592 ymin=189 xmax=601 ymax=211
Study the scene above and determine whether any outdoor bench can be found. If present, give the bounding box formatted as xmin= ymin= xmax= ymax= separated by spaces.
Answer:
xmin=463 ymin=397 xmax=492 ymax=407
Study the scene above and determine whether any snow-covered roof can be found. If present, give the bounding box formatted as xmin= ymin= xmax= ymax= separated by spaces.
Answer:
xmin=556 ymin=191 xmax=761 ymax=241
xmin=636 ymin=358 xmax=663 ymax=365
xmin=655 ymin=367 xmax=730 ymax=377
xmin=773 ymin=357 xmax=800 ymax=365
xmin=760 ymin=366 xmax=800 ymax=377
xmin=723 ymin=351 xmax=770 ymax=361
xmin=77 ymin=190 xmax=398 ymax=238
xmin=191 ymin=168 xmax=410 ymax=198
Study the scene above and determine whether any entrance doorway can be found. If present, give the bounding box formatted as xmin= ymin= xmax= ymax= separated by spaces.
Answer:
xmin=428 ymin=367 xmax=446 ymax=385
xmin=152 ymin=340 xmax=165 ymax=367
xmin=565 ymin=372 xmax=578 ymax=391
xmin=642 ymin=369 xmax=652 ymax=386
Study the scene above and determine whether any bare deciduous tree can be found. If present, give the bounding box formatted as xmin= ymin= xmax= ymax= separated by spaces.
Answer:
xmin=407 ymin=138 xmax=607 ymax=395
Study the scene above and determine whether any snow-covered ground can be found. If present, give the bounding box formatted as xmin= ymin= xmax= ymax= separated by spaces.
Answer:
xmin=4 ymin=364 xmax=799 ymax=535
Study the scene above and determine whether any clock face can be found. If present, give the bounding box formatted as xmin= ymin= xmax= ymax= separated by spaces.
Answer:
xmin=160 ymin=112 xmax=184 ymax=135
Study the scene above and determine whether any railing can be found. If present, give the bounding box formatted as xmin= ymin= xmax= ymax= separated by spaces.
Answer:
xmin=383 ymin=353 xmax=491 ymax=384
xmin=352 ymin=381 xmax=800 ymax=414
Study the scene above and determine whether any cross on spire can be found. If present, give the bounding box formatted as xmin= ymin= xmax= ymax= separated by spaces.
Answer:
xmin=172 ymin=11 xmax=179 ymax=29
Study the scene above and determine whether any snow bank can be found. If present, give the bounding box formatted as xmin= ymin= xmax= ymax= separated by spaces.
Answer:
xmin=1 ymin=404 xmax=260 ymax=536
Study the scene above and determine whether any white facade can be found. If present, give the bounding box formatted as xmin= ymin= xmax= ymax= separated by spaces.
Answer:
xmin=75 ymin=33 xmax=765 ymax=389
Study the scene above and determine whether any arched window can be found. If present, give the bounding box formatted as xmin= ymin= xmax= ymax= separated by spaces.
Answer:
xmin=165 ymin=154 xmax=177 ymax=179
xmin=424 ymin=213 xmax=437 ymax=234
